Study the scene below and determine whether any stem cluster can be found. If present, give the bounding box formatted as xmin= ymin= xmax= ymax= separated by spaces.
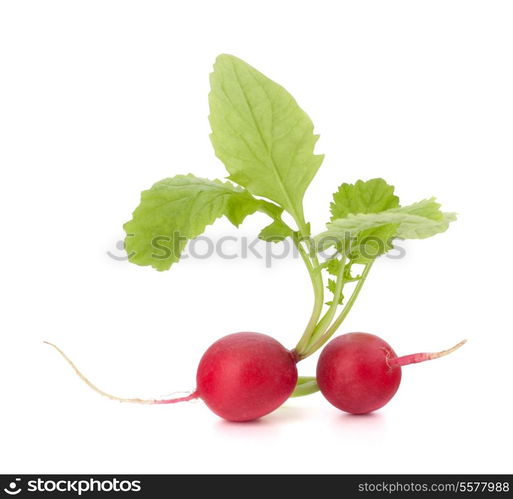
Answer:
xmin=277 ymin=215 xmax=375 ymax=360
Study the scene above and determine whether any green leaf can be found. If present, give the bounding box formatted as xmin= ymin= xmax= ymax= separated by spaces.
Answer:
xmin=123 ymin=174 xmax=276 ymax=271
xmin=329 ymin=178 xmax=400 ymax=262
xmin=349 ymin=224 xmax=398 ymax=263
xmin=330 ymin=178 xmax=400 ymax=220
xmin=258 ymin=219 xmax=293 ymax=243
xmin=317 ymin=198 xmax=457 ymax=249
xmin=326 ymin=258 xmax=356 ymax=281
xmin=324 ymin=258 xmax=359 ymax=303
xmin=327 ymin=278 xmax=338 ymax=294
xmin=326 ymin=278 xmax=344 ymax=305
xmin=209 ymin=54 xmax=323 ymax=228
xmin=326 ymin=258 xmax=341 ymax=276
xmin=398 ymin=197 xmax=447 ymax=220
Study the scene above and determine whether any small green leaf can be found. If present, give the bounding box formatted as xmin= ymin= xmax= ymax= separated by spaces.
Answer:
xmin=327 ymin=258 xmax=360 ymax=281
xmin=258 ymin=219 xmax=293 ymax=243
xmin=317 ymin=198 xmax=456 ymax=249
xmin=209 ymin=54 xmax=323 ymax=226
xmin=324 ymin=258 xmax=358 ymax=303
xmin=326 ymin=278 xmax=344 ymax=305
xmin=326 ymin=258 xmax=341 ymax=276
xmin=349 ymin=224 xmax=398 ymax=263
xmin=327 ymin=278 xmax=337 ymax=294
xmin=124 ymin=174 xmax=277 ymax=271
xmin=328 ymin=178 xmax=400 ymax=262
xmin=330 ymin=178 xmax=400 ymax=220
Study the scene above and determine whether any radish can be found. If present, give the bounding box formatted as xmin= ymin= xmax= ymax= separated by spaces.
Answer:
xmin=196 ymin=333 xmax=298 ymax=421
xmin=46 ymin=332 xmax=298 ymax=422
xmin=316 ymin=333 xmax=465 ymax=414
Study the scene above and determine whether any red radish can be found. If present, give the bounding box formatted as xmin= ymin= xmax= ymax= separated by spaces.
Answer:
xmin=196 ymin=333 xmax=298 ymax=421
xmin=316 ymin=332 xmax=465 ymax=415
xmin=45 ymin=332 xmax=298 ymax=422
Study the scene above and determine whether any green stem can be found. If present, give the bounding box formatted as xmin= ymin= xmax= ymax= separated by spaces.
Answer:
xmin=302 ymin=260 xmax=374 ymax=357
xmin=306 ymin=254 xmax=347 ymax=349
xmin=290 ymin=376 xmax=320 ymax=398
xmin=295 ymin=239 xmax=314 ymax=272
xmin=293 ymin=239 xmax=325 ymax=354
xmin=259 ymin=209 xmax=324 ymax=357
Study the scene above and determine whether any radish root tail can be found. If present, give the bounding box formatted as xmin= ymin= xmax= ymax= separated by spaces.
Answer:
xmin=44 ymin=341 xmax=199 ymax=404
xmin=392 ymin=339 xmax=467 ymax=368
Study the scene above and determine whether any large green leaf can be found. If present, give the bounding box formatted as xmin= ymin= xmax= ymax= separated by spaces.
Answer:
xmin=209 ymin=54 xmax=323 ymax=227
xmin=123 ymin=174 xmax=275 ymax=271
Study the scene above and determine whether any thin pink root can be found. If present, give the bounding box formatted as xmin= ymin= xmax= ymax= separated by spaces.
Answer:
xmin=154 ymin=393 xmax=199 ymax=404
xmin=391 ymin=339 xmax=467 ymax=368
xmin=44 ymin=341 xmax=199 ymax=405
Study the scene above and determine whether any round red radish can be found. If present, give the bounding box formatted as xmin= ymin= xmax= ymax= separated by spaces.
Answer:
xmin=316 ymin=332 xmax=465 ymax=415
xmin=317 ymin=333 xmax=401 ymax=414
xmin=196 ymin=332 xmax=298 ymax=422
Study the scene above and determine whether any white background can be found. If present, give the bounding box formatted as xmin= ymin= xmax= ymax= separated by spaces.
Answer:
xmin=1 ymin=0 xmax=512 ymax=474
